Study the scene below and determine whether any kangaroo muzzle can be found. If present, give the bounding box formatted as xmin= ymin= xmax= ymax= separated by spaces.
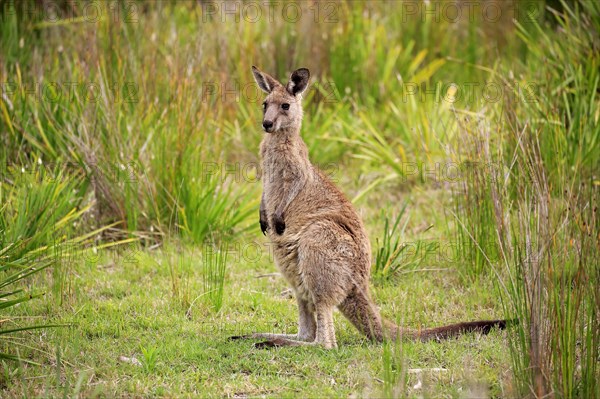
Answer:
xmin=262 ymin=120 xmax=274 ymax=132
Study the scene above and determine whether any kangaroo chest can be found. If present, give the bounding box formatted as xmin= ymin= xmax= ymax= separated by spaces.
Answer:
xmin=260 ymin=136 xmax=313 ymax=292
xmin=260 ymin=137 xmax=310 ymax=213
xmin=261 ymin=155 xmax=287 ymax=209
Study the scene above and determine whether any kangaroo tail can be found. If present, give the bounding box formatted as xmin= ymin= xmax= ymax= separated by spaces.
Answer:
xmin=381 ymin=316 xmax=510 ymax=342
xmin=405 ymin=319 xmax=511 ymax=342
xmin=337 ymin=287 xmax=416 ymax=342
xmin=338 ymin=287 xmax=512 ymax=342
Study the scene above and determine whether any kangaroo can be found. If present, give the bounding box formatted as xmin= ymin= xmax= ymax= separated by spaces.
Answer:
xmin=232 ymin=66 xmax=507 ymax=349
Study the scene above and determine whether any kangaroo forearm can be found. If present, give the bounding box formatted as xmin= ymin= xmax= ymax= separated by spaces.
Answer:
xmin=275 ymin=177 xmax=306 ymax=216
xmin=259 ymin=191 xmax=268 ymax=234
xmin=260 ymin=190 xmax=266 ymax=213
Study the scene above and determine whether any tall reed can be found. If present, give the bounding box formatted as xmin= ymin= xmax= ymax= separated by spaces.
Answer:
xmin=450 ymin=2 xmax=599 ymax=395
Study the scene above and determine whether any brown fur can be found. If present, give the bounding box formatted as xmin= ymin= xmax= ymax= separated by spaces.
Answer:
xmin=234 ymin=66 xmax=507 ymax=349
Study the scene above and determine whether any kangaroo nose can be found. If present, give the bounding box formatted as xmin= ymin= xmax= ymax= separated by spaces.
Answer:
xmin=262 ymin=120 xmax=273 ymax=130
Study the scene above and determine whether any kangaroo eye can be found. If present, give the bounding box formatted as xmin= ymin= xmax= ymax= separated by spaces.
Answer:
xmin=262 ymin=102 xmax=267 ymax=110
xmin=282 ymin=103 xmax=290 ymax=110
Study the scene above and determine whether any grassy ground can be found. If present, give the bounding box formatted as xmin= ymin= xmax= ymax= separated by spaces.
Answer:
xmin=3 ymin=175 xmax=512 ymax=397
xmin=3 ymin=236 xmax=511 ymax=398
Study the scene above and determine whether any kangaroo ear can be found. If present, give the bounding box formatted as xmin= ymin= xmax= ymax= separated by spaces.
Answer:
xmin=286 ymin=68 xmax=310 ymax=96
xmin=252 ymin=66 xmax=279 ymax=94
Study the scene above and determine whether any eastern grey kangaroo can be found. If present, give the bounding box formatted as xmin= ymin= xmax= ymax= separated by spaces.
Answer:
xmin=232 ymin=66 xmax=507 ymax=349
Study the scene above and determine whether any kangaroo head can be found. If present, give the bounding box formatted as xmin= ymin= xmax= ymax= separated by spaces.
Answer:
xmin=251 ymin=66 xmax=310 ymax=133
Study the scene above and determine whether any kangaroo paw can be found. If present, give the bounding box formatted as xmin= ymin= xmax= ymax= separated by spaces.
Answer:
xmin=259 ymin=210 xmax=269 ymax=235
xmin=273 ymin=213 xmax=285 ymax=235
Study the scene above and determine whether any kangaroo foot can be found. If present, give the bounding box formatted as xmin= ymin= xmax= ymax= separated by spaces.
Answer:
xmin=254 ymin=337 xmax=314 ymax=348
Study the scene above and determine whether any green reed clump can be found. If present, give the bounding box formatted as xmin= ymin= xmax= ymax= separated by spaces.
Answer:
xmin=449 ymin=115 xmax=503 ymax=281
xmin=498 ymin=128 xmax=598 ymax=399
xmin=373 ymin=205 xmax=436 ymax=280
xmin=449 ymin=2 xmax=599 ymax=396
xmin=201 ymin=239 xmax=229 ymax=313
xmin=0 ymin=163 xmax=121 ymax=361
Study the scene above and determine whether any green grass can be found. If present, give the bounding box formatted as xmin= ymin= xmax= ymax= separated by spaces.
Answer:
xmin=372 ymin=203 xmax=436 ymax=280
xmin=1 ymin=241 xmax=510 ymax=397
